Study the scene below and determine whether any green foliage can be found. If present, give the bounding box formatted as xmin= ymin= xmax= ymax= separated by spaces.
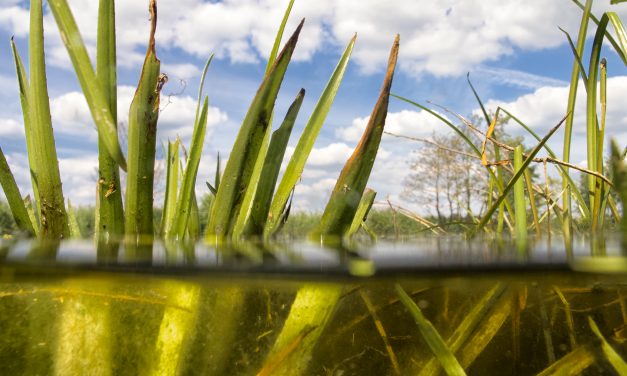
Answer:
xmin=124 ymin=1 xmax=162 ymax=241
xmin=312 ymin=35 xmax=399 ymax=242
xmin=0 ymin=201 xmax=17 ymax=236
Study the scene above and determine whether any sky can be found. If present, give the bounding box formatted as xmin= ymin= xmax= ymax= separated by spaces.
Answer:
xmin=0 ymin=0 xmax=626 ymax=215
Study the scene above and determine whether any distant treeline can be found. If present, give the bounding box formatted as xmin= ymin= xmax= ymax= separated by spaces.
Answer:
xmin=0 ymin=200 xmax=428 ymax=240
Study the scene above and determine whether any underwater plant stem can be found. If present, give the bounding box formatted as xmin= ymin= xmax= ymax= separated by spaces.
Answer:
xmin=261 ymin=285 xmax=342 ymax=375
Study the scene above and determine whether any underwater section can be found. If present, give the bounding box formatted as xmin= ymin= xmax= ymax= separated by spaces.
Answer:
xmin=0 ymin=237 xmax=626 ymax=375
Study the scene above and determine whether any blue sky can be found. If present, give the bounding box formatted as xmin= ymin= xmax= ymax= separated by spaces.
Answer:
xmin=0 ymin=0 xmax=626 ymax=215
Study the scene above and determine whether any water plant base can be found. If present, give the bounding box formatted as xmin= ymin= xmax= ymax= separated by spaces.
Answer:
xmin=1 ymin=264 xmax=626 ymax=375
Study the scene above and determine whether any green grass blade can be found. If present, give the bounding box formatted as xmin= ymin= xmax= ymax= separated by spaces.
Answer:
xmin=173 ymin=97 xmax=209 ymax=240
xmin=96 ymin=0 xmax=124 ymax=243
xmin=608 ymin=12 xmax=627 ymax=59
xmin=312 ymin=35 xmax=399 ymax=241
xmin=513 ymin=146 xmax=528 ymax=249
xmin=559 ymin=27 xmax=589 ymax=83
xmin=395 ymin=284 xmax=467 ymax=376
xmin=48 ymin=0 xmax=127 ymax=170
xmin=10 ymin=38 xmax=41 ymax=219
xmin=587 ymin=13 xmax=610 ymax=231
xmin=500 ymin=108 xmax=590 ymax=219
xmin=265 ymin=0 xmax=295 ymax=75
xmin=523 ymin=169 xmax=540 ymax=235
xmin=470 ymin=114 xmax=568 ymax=237
xmin=161 ymin=139 xmax=180 ymax=237
xmin=0 ymin=146 xmax=36 ymax=235
xmin=66 ymin=199 xmax=82 ymax=239
xmin=231 ymin=0 xmax=291 ymax=240
xmin=563 ymin=0 xmax=592 ymax=244
xmin=234 ymin=89 xmax=305 ymax=238
xmin=593 ymin=58 xmax=608 ymax=230
xmin=467 ymin=76 xmax=512 ymax=233
xmin=29 ymin=0 xmax=69 ymax=239
xmin=418 ymin=283 xmax=506 ymax=376
xmin=231 ymin=126 xmax=271 ymax=239
xmin=206 ymin=20 xmax=304 ymax=241
xmin=571 ymin=0 xmax=627 ymax=64
xmin=589 ymin=317 xmax=627 ymax=374
xmin=265 ymin=35 xmax=356 ymax=238
xmin=610 ymin=140 xmax=627 ymax=250
xmin=124 ymin=0 xmax=162 ymax=240
xmin=344 ymin=188 xmax=376 ymax=239
xmin=187 ymin=190 xmax=200 ymax=240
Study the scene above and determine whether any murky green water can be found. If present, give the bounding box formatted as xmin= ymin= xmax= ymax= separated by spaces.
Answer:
xmin=0 ymin=237 xmax=626 ymax=375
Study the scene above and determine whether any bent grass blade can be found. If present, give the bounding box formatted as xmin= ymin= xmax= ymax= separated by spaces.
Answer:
xmin=48 ymin=0 xmax=127 ymax=170
xmin=470 ymin=114 xmax=569 ymax=237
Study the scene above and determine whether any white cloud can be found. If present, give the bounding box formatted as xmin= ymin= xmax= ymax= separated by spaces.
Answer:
xmin=307 ymin=142 xmax=353 ymax=166
xmin=0 ymin=118 xmax=24 ymax=137
xmin=479 ymin=76 xmax=627 ymax=168
xmin=161 ymin=63 xmax=201 ymax=80
xmin=4 ymin=0 xmax=623 ymax=77
xmin=338 ymin=110 xmax=448 ymax=143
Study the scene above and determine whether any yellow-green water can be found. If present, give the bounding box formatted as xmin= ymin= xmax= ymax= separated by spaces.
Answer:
xmin=0 ymin=238 xmax=626 ymax=375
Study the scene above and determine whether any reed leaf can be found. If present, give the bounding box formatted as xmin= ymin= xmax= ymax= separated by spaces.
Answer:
xmin=312 ymin=35 xmax=399 ymax=241
xmin=418 ymin=283 xmax=506 ymax=376
xmin=344 ymin=188 xmax=376 ymax=240
xmin=0 ymin=147 xmax=36 ymax=235
xmin=48 ymin=0 xmax=127 ymax=170
xmin=571 ymin=0 xmax=627 ymax=64
xmin=589 ymin=317 xmax=627 ymax=374
xmin=471 ymin=114 xmax=568 ymax=237
xmin=66 ymin=199 xmax=82 ymax=239
xmin=500 ymin=108 xmax=590 ymax=219
xmin=235 ymin=89 xmax=305 ymax=238
xmin=96 ymin=0 xmax=124 ymax=243
xmin=187 ymin=190 xmax=200 ymax=240
xmin=610 ymin=140 xmax=627 ymax=249
xmin=265 ymin=35 xmax=357 ymax=239
xmin=173 ymin=97 xmax=209 ymax=240
xmin=513 ymin=145 xmax=528 ymax=249
xmin=161 ymin=139 xmax=180 ymax=237
xmin=206 ymin=20 xmax=303 ymax=241
xmin=395 ymin=284 xmax=466 ymax=376
xmin=10 ymin=38 xmax=40 ymax=219
xmin=231 ymin=0 xmax=295 ymax=240
xmin=587 ymin=13 xmax=610 ymax=231
xmin=124 ymin=0 xmax=163 ymax=240
xmin=467 ymin=77 xmax=511 ymax=233
xmin=391 ymin=94 xmax=515 ymax=226
xmin=560 ymin=0 xmax=593 ymax=245
xmin=29 ymin=0 xmax=69 ymax=239
xmin=608 ymin=12 xmax=627 ymax=58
